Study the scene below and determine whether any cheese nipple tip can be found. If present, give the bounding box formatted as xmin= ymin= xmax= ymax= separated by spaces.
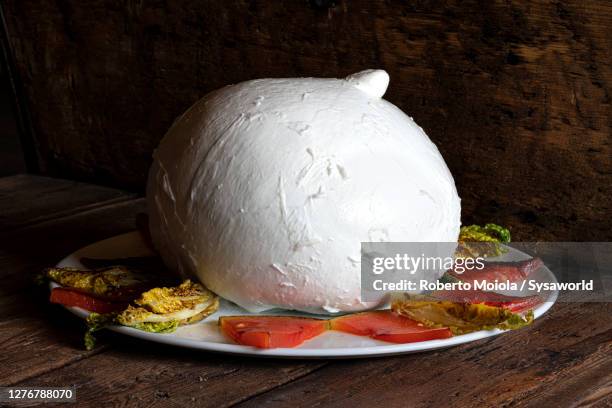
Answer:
xmin=345 ymin=69 xmax=390 ymax=98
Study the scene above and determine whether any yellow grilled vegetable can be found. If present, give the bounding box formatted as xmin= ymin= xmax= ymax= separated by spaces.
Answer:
xmin=116 ymin=280 xmax=219 ymax=332
xmin=45 ymin=266 xmax=150 ymax=299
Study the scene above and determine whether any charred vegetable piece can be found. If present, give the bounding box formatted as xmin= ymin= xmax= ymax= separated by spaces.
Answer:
xmin=116 ymin=280 xmax=218 ymax=332
xmin=50 ymin=288 xmax=127 ymax=313
xmin=331 ymin=310 xmax=452 ymax=343
xmin=431 ymin=290 xmax=542 ymax=312
xmin=457 ymin=223 xmax=511 ymax=257
xmin=392 ymin=296 xmax=534 ymax=335
xmin=460 ymin=223 xmax=511 ymax=243
xmin=219 ymin=316 xmax=328 ymax=348
xmin=448 ymin=258 xmax=543 ymax=284
xmin=45 ymin=266 xmax=155 ymax=301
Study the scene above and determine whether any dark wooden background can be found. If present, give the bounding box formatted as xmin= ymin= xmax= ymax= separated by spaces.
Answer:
xmin=2 ymin=0 xmax=611 ymax=241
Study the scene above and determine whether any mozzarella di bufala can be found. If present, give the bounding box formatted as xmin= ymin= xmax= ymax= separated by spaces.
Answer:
xmin=147 ymin=70 xmax=461 ymax=314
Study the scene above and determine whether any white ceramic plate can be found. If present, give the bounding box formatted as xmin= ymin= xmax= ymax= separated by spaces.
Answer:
xmin=52 ymin=231 xmax=558 ymax=358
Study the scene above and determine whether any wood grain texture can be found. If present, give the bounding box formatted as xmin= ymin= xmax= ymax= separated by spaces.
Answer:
xmin=2 ymin=1 xmax=611 ymax=241
xmin=15 ymin=343 xmax=326 ymax=407
xmin=0 ymin=174 xmax=137 ymax=231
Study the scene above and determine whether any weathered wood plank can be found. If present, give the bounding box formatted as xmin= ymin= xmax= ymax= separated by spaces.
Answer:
xmin=236 ymin=302 xmax=612 ymax=408
xmin=14 ymin=342 xmax=326 ymax=407
xmin=3 ymin=0 xmax=612 ymax=241
xmin=514 ymin=356 xmax=612 ymax=407
xmin=0 ymin=174 xmax=137 ymax=231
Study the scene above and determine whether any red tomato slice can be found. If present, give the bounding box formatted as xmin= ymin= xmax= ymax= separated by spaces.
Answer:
xmin=50 ymin=287 xmax=127 ymax=313
xmin=219 ymin=316 xmax=329 ymax=348
xmin=330 ymin=310 xmax=452 ymax=343
xmin=432 ymin=290 xmax=542 ymax=312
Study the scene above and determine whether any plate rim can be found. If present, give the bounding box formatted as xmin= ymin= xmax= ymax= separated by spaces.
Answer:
xmin=52 ymin=231 xmax=558 ymax=359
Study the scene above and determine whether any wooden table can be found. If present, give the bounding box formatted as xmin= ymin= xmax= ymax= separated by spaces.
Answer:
xmin=1 ymin=174 xmax=610 ymax=407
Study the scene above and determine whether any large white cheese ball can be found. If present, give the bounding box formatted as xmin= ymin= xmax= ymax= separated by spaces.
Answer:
xmin=147 ymin=70 xmax=461 ymax=314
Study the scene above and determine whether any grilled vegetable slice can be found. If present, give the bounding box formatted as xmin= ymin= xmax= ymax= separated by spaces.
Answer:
xmin=457 ymin=223 xmax=511 ymax=257
xmin=116 ymin=280 xmax=218 ymax=332
xmin=50 ymin=287 xmax=127 ymax=313
xmin=219 ymin=316 xmax=328 ymax=348
xmin=45 ymin=266 xmax=155 ymax=301
xmin=392 ymin=296 xmax=533 ymax=335
xmin=331 ymin=310 xmax=452 ymax=343
xmin=460 ymin=223 xmax=511 ymax=243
